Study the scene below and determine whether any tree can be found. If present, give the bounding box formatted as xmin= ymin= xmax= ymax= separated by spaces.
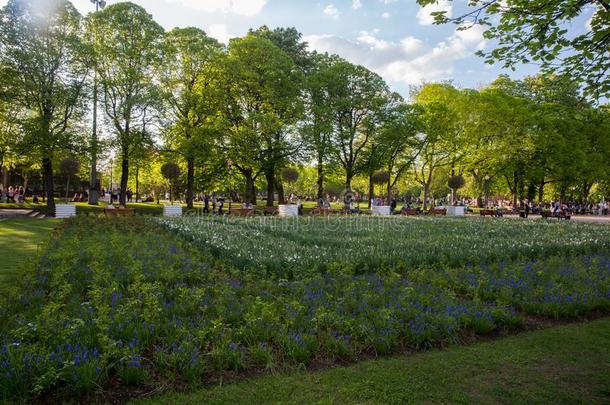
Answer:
xmin=416 ymin=0 xmax=610 ymax=99
xmin=0 ymin=0 xmax=89 ymax=213
xmin=413 ymin=84 xmax=467 ymax=210
xmin=327 ymin=61 xmax=390 ymax=196
xmin=161 ymin=162 xmax=180 ymax=203
xmin=60 ymin=156 xmax=80 ymax=198
xmin=215 ymin=34 xmax=303 ymax=207
xmin=160 ymin=27 xmax=223 ymax=209
xmin=87 ymin=2 xmax=164 ymax=206
xmin=378 ymin=100 xmax=422 ymax=201
xmin=371 ymin=170 xmax=390 ymax=199
xmin=302 ymin=52 xmax=340 ymax=199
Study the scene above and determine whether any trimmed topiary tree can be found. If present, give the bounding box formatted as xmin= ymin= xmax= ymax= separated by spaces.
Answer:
xmin=161 ymin=162 xmax=181 ymax=204
xmin=60 ymin=157 xmax=80 ymax=199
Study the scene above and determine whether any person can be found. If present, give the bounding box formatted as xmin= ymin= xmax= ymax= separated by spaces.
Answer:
xmin=390 ymin=197 xmax=397 ymax=214
xmin=297 ymin=198 xmax=303 ymax=215
xmin=127 ymin=189 xmax=133 ymax=202
xmin=212 ymin=197 xmax=217 ymax=214
xmin=603 ymin=201 xmax=608 ymax=216
xmin=203 ymin=194 xmax=210 ymax=214
xmin=524 ymin=201 xmax=530 ymax=218
xmin=218 ymin=198 xmax=224 ymax=215
xmin=317 ymin=197 xmax=324 ymax=208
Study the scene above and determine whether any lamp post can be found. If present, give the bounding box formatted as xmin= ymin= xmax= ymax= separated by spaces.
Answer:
xmin=227 ymin=159 xmax=233 ymax=213
xmin=88 ymin=0 xmax=106 ymax=205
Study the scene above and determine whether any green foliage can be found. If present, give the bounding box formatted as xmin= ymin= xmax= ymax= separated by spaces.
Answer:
xmin=281 ymin=167 xmax=299 ymax=183
xmin=447 ymin=175 xmax=465 ymax=191
xmin=416 ymin=0 xmax=610 ymax=99
xmin=0 ymin=0 xmax=89 ymax=210
xmin=59 ymin=157 xmax=80 ymax=177
xmin=160 ymin=162 xmax=180 ymax=181
xmin=371 ymin=170 xmax=390 ymax=185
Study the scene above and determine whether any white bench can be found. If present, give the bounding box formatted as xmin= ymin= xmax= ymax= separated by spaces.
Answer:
xmin=55 ymin=204 xmax=76 ymax=218
xmin=163 ymin=205 xmax=182 ymax=217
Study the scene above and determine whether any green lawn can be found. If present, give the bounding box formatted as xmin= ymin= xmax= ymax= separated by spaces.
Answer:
xmin=134 ymin=318 xmax=610 ymax=405
xmin=0 ymin=218 xmax=58 ymax=287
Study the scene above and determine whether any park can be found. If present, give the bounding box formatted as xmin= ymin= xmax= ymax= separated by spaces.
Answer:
xmin=0 ymin=0 xmax=609 ymax=403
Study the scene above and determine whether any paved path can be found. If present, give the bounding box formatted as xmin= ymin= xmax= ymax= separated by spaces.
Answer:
xmin=0 ymin=209 xmax=46 ymax=221
xmin=502 ymin=214 xmax=610 ymax=224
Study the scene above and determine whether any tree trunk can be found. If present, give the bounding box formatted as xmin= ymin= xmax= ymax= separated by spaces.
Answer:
xmin=1 ymin=164 xmax=7 ymax=190
xmin=43 ymin=157 xmax=55 ymax=215
xmin=22 ymin=173 xmax=28 ymax=198
xmin=265 ymin=169 xmax=275 ymax=207
xmin=512 ymin=171 xmax=519 ymax=210
xmin=186 ymin=157 xmax=194 ymax=209
xmin=120 ymin=155 xmax=129 ymax=206
xmin=275 ymin=178 xmax=285 ymax=205
xmin=65 ymin=176 xmax=70 ymax=199
xmin=538 ymin=178 xmax=545 ymax=203
xmin=135 ymin=166 xmax=140 ymax=202
xmin=316 ymin=164 xmax=324 ymax=199
xmin=368 ymin=174 xmax=374 ymax=209
xmin=423 ymin=183 xmax=430 ymax=211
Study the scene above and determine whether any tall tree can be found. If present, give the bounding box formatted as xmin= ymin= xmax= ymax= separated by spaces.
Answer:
xmin=302 ymin=52 xmax=338 ymax=199
xmin=160 ymin=27 xmax=223 ymax=209
xmin=417 ymin=0 xmax=610 ymax=99
xmin=0 ymin=0 xmax=89 ymax=213
xmin=215 ymin=34 xmax=303 ymax=207
xmin=413 ymin=84 xmax=467 ymax=210
xmin=87 ymin=2 xmax=164 ymax=206
xmin=327 ymin=61 xmax=389 ymax=195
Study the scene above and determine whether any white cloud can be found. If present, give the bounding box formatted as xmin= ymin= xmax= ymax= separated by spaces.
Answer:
xmin=305 ymin=25 xmax=486 ymax=87
xmin=352 ymin=0 xmax=363 ymax=10
xmin=165 ymin=0 xmax=268 ymax=16
xmin=416 ymin=0 xmax=452 ymax=26
xmin=381 ymin=12 xmax=391 ymax=19
xmin=323 ymin=4 xmax=340 ymax=20
xmin=208 ymin=24 xmax=231 ymax=44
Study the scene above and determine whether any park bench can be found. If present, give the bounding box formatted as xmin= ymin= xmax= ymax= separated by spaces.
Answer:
xmin=480 ymin=209 xmax=503 ymax=217
xmin=429 ymin=208 xmax=447 ymax=216
xmin=311 ymin=207 xmax=334 ymax=216
xmin=104 ymin=208 xmax=135 ymax=216
xmin=399 ymin=208 xmax=418 ymax=216
xmin=231 ymin=208 xmax=255 ymax=217
xmin=263 ymin=206 xmax=278 ymax=216
xmin=541 ymin=211 xmax=571 ymax=220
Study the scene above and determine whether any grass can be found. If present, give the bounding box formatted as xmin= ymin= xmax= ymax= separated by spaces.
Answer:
xmin=133 ymin=318 xmax=610 ymax=404
xmin=0 ymin=218 xmax=58 ymax=287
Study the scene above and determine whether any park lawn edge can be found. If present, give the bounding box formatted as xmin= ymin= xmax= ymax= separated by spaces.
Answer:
xmin=130 ymin=317 xmax=610 ymax=405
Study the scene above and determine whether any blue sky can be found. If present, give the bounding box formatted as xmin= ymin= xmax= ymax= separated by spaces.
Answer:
xmin=2 ymin=0 xmax=596 ymax=99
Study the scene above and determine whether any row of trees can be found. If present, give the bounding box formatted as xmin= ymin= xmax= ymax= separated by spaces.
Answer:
xmin=0 ymin=1 xmax=608 ymax=213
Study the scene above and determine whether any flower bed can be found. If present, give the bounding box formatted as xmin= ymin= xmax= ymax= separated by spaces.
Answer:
xmin=156 ymin=216 xmax=610 ymax=279
xmin=0 ymin=216 xmax=608 ymax=401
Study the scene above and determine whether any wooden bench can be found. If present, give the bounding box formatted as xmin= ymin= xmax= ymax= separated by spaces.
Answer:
xmin=429 ymin=208 xmax=447 ymax=216
xmin=231 ymin=208 xmax=255 ymax=217
xmin=480 ymin=209 xmax=503 ymax=217
xmin=104 ymin=208 xmax=135 ymax=216
xmin=263 ymin=206 xmax=278 ymax=216
xmin=399 ymin=208 xmax=418 ymax=216
xmin=541 ymin=211 xmax=571 ymax=220
xmin=311 ymin=208 xmax=334 ymax=216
